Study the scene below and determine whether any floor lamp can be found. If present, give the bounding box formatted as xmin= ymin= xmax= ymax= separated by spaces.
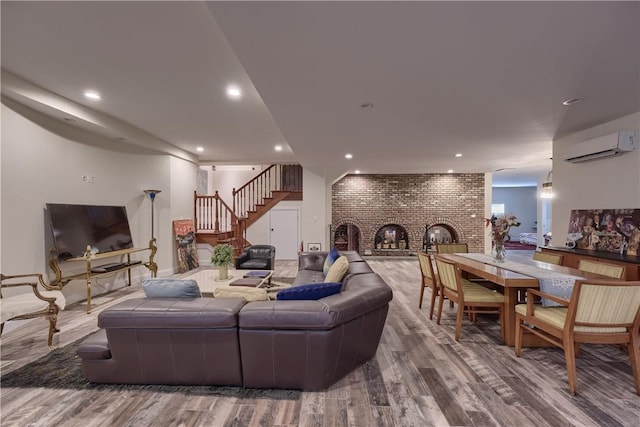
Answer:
xmin=143 ymin=189 xmax=161 ymax=241
xmin=143 ymin=189 xmax=161 ymax=277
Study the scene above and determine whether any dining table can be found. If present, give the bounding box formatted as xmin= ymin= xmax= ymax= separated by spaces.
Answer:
xmin=436 ymin=252 xmax=608 ymax=346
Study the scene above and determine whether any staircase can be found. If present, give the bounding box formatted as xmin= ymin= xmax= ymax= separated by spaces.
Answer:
xmin=194 ymin=164 xmax=302 ymax=255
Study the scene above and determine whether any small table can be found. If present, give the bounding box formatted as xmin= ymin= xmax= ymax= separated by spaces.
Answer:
xmin=179 ymin=267 xmax=273 ymax=295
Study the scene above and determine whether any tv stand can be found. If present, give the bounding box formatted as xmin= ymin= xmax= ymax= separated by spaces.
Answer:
xmin=49 ymin=239 xmax=158 ymax=313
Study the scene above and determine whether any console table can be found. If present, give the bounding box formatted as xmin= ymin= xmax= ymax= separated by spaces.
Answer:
xmin=49 ymin=239 xmax=158 ymax=313
xmin=540 ymin=246 xmax=640 ymax=280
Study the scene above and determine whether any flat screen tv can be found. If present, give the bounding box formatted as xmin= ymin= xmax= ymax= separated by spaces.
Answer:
xmin=46 ymin=203 xmax=134 ymax=260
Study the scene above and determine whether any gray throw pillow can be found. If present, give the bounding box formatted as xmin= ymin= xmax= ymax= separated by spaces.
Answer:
xmin=142 ymin=278 xmax=202 ymax=298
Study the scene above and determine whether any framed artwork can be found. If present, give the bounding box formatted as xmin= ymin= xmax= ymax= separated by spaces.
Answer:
xmin=173 ymin=219 xmax=200 ymax=273
xmin=567 ymin=208 xmax=640 ymax=256
xmin=308 ymin=243 xmax=321 ymax=252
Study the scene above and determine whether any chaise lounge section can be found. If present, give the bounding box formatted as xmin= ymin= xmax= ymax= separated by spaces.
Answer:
xmin=77 ymin=251 xmax=393 ymax=390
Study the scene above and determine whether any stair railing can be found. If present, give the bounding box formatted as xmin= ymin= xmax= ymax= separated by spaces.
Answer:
xmin=233 ymin=164 xmax=302 ymax=218
xmin=193 ymin=191 xmax=246 ymax=255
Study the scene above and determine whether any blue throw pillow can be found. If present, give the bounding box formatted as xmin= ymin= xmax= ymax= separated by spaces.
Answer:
xmin=276 ymin=282 xmax=342 ymax=301
xmin=142 ymin=278 xmax=202 ymax=298
xmin=322 ymin=247 xmax=341 ymax=276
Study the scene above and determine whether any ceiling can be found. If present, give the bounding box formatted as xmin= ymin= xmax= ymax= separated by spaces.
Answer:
xmin=2 ymin=1 xmax=638 ymax=186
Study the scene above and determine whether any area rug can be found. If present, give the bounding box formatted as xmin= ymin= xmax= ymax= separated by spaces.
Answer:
xmin=1 ymin=332 xmax=300 ymax=399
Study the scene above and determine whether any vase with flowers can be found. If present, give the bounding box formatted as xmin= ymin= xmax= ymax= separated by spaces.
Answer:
xmin=486 ymin=214 xmax=521 ymax=262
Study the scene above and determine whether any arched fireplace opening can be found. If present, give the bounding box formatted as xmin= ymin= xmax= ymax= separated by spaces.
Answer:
xmin=374 ymin=224 xmax=409 ymax=251
xmin=423 ymin=224 xmax=459 ymax=251
xmin=334 ymin=224 xmax=360 ymax=252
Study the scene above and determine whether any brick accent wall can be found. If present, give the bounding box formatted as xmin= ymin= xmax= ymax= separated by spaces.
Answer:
xmin=332 ymin=173 xmax=486 ymax=253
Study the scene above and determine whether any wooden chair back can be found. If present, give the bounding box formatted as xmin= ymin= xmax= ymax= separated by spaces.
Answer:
xmin=532 ymin=251 xmax=563 ymax=265
xmin=578 ymin=259 xmax=626 ymax=279
xmin=515 ymin=279 xmax=640 ymax=395
xmin=435 ymin=255 xmax=505 ymax=341
xmin=435 ymin=243 xmax=469 ymax=254
xmin=417 ymin=252 xmax=440 ymax=318
xmin=434 ymin=256 xmax=461 ymax=295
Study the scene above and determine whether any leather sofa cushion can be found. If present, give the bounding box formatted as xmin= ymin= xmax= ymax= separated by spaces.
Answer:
xmin=239 ymin=273 xmax=392 ymax=330
xmin=77 ymin=329 xmax=111 ymax=360
xmin=249 ymin=248 xmax=273 ymax=258
xmin=298 ymin=251 xmax=327 ymax=272
xmin=98 ymin=297 xmax=246 ymax=329
xmin=293 ymin=269 xmax=324 ymax=286
xmin=238 ymin=259 xmax=269 ymax=269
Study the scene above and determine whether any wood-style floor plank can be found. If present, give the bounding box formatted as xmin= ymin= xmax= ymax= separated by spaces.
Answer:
xmin=2 ymin=257 xmax=640 ymax=426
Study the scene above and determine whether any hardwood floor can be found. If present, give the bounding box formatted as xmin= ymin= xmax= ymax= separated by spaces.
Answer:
xmin=2 ymin=258 xmax=639 ymax=426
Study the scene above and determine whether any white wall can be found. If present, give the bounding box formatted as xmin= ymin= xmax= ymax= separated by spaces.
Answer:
xmin=551 ymin=112 xmax=640 ymax=246
xmin=301 ymin=169 xmax=327 ymax=250
xmin=1 ymin=102 xmax=197 ymax=302
xmin=207 ymin=165 xmax=265 ymax=200
xmin=492 ymin=186 xmax=538 ymax=233
xmin=244 ymin=169 xmax=327 ymax=254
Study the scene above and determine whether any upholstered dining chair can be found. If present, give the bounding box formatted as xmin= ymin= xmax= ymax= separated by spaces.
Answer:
xmin=435 ymin=243 xmax=469 ymax=254
xmin=578 ymin=259 xmax=626 ymax=279
xmin=418 ymin=252 xmax=440 ymax=319
xmin=435 ymin=255 xmax=505 ymax=342
xmin=514 ymin=279 xmax=640 ymax=395
xmin=532 ymin=251 xmax=563 ymax=265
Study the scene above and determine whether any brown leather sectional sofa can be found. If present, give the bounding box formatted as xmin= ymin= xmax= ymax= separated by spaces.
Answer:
xmin=77 ymin=251 xmax=393 ymax=390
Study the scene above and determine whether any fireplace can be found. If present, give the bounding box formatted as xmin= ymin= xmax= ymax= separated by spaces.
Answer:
xmin=333 ymin=224 xmax=360 ymax=252
xmin=424 ymin=224 xmax=459 ymax=251
xmin=374 ymin=224 xmax=409 ymax=253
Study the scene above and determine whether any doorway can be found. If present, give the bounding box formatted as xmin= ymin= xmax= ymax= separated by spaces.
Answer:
xmin=269 ymin=208 xmax=300 ymax=260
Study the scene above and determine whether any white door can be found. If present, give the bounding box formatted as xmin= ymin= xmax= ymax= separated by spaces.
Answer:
xmin=269 ymin=209 xmax=299 ymax=260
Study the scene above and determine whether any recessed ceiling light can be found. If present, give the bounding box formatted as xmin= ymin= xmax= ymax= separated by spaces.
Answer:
xmin=345 ymin=153 xmax=353 ymax=159
xmin=355 ymin=170 xmax=361 ymax=174
xmin=562 ymin=97 xmax=583 ymax=106
xmin=274 ymin=145 xmax=283 ymax=152
xmin=455 ymin=153 xmax=462 ymax=158
xmin=226 ymin=85 xmax=242 ymax=99
xmin=196 ymin=146 xmax=204 ymax=152
xmin=359 ymin=102 xmax=374 ymax=110
xmin=447 ymin=169 xmax=454 ymax=173
xmin=84 ymin=90 xmax=101 ymax=100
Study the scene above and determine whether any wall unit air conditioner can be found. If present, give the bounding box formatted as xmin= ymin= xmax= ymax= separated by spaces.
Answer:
xmin=563 ymin=130 xmax=638 ymax=163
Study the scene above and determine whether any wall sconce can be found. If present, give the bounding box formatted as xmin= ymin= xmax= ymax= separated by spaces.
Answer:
xmin=540 ymin=172 xmax=553 ymax=199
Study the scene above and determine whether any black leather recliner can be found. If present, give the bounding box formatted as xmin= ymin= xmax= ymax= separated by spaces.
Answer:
xmin=235 ymin=245 xmax=276 ymax=270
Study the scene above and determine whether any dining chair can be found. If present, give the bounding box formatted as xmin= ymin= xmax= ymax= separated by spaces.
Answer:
xmin=578 ymin=259 xmax=626 ymax=279
xmin=435 ymin=255 xmax=505 ymax=342
xmin=418 ymin=252 xmax=440 ymax=319
xmin=532 ymin=251 xmax=563 ymax=265
xmin=514 ymin=279 xmax=640 ymax=395
xmin=435 ymin=243 xmax=469 ymax=254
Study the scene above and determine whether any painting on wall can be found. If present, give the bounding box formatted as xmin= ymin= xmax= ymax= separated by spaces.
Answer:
xmin=567 ymin=209 xmax=640 ymax=257
xmin=173 ymin=219 xmax=200 ymax=272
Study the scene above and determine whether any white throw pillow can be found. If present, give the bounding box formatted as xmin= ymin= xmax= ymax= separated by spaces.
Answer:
xmin=324 ymin=256 xmax=349 ymax=283
xmin=213 ymin=286 xmax=269 ymax=302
